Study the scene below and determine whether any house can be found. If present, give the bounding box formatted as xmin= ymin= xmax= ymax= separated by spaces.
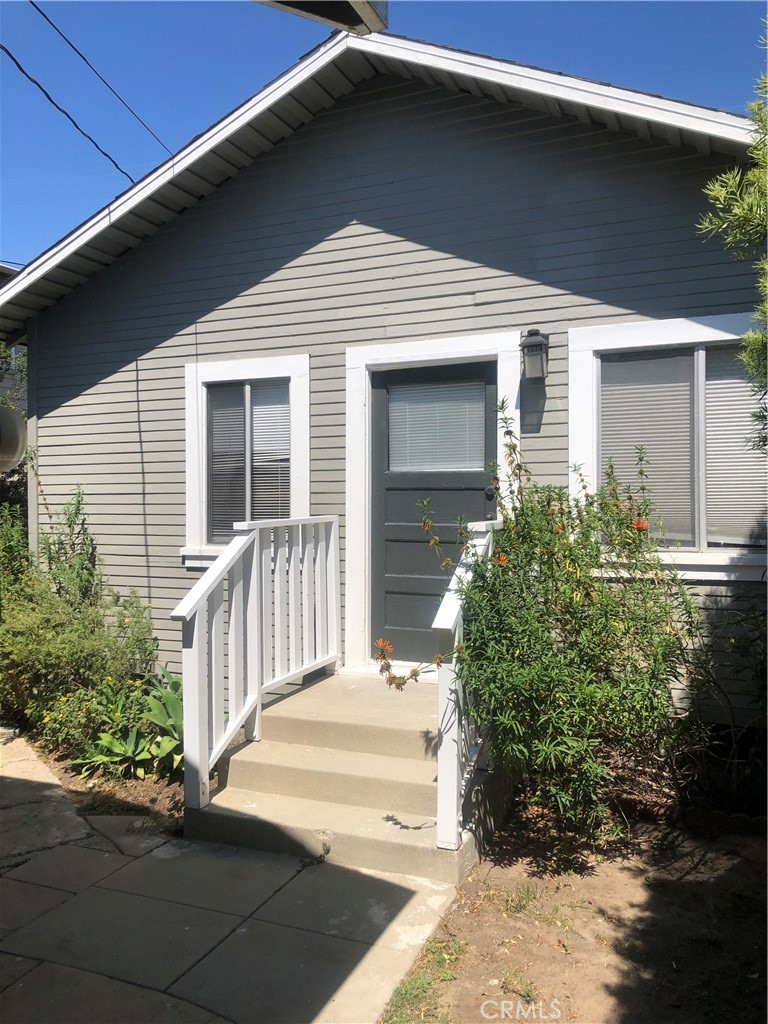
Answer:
xmin=0 ymin=32 xmax=764 ymax=876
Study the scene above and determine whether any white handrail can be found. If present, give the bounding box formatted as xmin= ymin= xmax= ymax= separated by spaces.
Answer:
xmin=432 ymin=522 xmax=496 ymax=850
xmin=171 ymin=516 xmax=341 ymax=810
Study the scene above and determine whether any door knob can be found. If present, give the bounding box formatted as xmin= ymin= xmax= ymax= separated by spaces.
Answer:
xmin=484 ymin=486 xmax=496 ymax=501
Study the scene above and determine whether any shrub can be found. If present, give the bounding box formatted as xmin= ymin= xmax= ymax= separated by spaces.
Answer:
xmin=379 ymin=413 xmax=713 ymax=832
xmin=0 ymin=488 xmax=157 ymax=726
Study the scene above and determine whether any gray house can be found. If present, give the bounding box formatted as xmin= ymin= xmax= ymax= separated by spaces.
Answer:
xmin=0 ymin=33 xmax=764 ymax=875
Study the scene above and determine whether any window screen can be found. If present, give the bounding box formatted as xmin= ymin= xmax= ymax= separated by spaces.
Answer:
xmin=207 ymin=379 xmax=290 ymax=543
xmin=388 ymin=380 xmax=486 ymax=472
xmin=705 ymin=346 xmax=767 ymax=547
xmin=600 ymin=350 xmax=696 ymax=545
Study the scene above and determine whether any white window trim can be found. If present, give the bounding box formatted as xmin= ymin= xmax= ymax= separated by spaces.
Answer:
xmin=345 ymin=331 xmax=521 ymax=670
xmin=182 ymin=354 xmax=310 ymax=565
xmin=568 ymin=313 xmax=765 ymax=581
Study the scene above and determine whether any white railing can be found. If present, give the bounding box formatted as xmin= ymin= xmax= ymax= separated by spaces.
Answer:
xmin=171 ymin=516 xmax=341 ymax=810
xmin=432 ymin=521 xmax=502 ymax=850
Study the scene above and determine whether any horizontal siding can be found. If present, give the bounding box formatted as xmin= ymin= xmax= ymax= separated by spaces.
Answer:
xmin=34 ymin=74 xmax=758 ymax=677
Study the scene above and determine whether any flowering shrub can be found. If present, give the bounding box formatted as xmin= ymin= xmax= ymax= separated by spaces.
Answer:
xmin=380 ymin=408 xmax=714 ymax=831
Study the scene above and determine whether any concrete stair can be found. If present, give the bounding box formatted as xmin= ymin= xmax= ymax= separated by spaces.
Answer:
xmin=184 ymin=673 xmax=480 ymax=882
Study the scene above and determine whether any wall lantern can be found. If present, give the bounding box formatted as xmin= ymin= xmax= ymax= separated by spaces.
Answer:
xmin=520 ymin=328 xmax=549 ymax=381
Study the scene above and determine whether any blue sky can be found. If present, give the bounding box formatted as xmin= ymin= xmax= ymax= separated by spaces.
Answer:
xmin=0 ymin=1 xmax=763 ymax=267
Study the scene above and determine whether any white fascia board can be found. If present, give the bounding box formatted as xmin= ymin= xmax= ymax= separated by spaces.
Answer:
xmin=353 ymin=34 xmax=752 ymax=148
xmin=0 ymin=33 xmax=349 ymax=315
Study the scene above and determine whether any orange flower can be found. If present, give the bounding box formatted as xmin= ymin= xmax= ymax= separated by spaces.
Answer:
xmin=374 ymin=638 xmax=394 ymax=655
xmin=493 ymin=549 xmax=507 ymax=565
xmin=631 ymin=519 xmax=649 ymax=531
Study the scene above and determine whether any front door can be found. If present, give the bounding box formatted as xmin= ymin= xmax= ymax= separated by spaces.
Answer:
xmin=371 ymin=362 xmax=497 ymax=663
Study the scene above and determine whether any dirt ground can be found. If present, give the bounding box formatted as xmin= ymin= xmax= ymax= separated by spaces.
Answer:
xmin=388 ymin=810 xmax=766 ymax=1024
xmin=36 ymin=744 xmax=184 ymax=833
xmin=31 ymin=742 xmax=768 ymax=1024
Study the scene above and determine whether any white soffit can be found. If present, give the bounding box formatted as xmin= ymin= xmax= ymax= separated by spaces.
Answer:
xmin=0 ymin=31 xmax=751 ymax=343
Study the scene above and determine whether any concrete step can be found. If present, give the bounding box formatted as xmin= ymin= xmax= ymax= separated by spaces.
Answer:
xmin=185 ymin=789 xmax=477 ymax=884
xmin=262 ymin=674 xmax=439 ymax=761
xmin=219 ymin=741 xmax=438 ymax=817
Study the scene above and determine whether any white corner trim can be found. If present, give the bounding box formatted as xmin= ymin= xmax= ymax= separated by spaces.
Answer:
xmin=344 ymin=330 xmax=521 ymax=670
xmin=184 ymin=353 xmax=310 ymax=557
xmin=568 ymin=313 xmax=753 ymax=490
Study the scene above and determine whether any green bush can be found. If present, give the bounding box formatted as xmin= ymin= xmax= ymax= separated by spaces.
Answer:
xmin=378 ymin=413 xmax=713 ymax=832
xmin=453 ymin=428 xmax=709 ymax=829
xmin=0 ymin=488 xmax=157 ymax=727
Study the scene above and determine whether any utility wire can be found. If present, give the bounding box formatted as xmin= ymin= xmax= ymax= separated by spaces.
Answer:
xmin=28 ymin=1 xmax=173 ymax=157
xmin=0 ymin=43 xmax=135 ymax=185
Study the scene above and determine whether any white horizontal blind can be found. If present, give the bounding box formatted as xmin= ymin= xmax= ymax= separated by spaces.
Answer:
xmin=600 ymin=351 xmax=695 ymax=545
xmin=207 ymin=383 xmax=246 ymax=544
xmin=706 ymin=346 xmax=767 ymax=547
xmin=251 ymin=379 xmax=290 ymax=519
xmin=388 ymin=380 xmax=485 ymax=471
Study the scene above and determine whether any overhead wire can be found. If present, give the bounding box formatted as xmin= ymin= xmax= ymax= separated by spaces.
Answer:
xmin=28 ymin=1 xmax=173 ymax=157
xmin=0 ymin=42 xmax=135 ymax=185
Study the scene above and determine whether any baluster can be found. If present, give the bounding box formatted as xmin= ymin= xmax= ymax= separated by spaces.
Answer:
xmin=288 ymin=524 xmax=302 ymax=671
xmin=244 ymin=533 xmax=263 ymax=741
xmin=302 ymin=523 xmax=315 ymax=662
xmin=274 ymin=526 xmax=288 ymax=679
xmin=315 ymin=519 xmax=328 ymax=660
xmin=261 ymin=527 xmax=274 ymax=686
xmin=228 ymin=555 xmax=245 ymax=726
xmin=436 ymin=660 xmax=462 ymax=851
xmin=181 ymin=612 xmax=209 ymax=809
xmin=208 ymin=582 xmax=225 ymax=755
xmin=326 ymin=518 xmax=341 ymax=660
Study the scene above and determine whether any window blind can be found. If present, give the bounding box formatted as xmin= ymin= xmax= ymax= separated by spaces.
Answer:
xmin=388 ymin=380 xmax=486 ymax=472
xmin=600 ymin=351 xmax=696 ymax=545
xmin=705 ymin=346 xmax=767 ymax=547
xmin=251 ymin=379 xmax=291 ymax=519
xmin=207 ymin=383 xmax=246 ymax=544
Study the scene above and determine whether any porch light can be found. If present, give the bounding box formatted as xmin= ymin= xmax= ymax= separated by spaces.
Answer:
xmin=521 ymin=328 xmax=549 ymax=381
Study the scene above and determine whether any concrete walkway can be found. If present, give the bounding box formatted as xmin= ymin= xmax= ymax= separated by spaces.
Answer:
xmin=0 ymin=728 xmax=455 ymax=1024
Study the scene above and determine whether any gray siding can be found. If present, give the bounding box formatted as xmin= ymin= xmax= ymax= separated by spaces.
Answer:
xmin=32 ymin=75 xmax=759 ymax=683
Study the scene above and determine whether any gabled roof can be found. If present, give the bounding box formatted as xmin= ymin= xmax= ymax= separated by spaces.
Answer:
xmin=0 ymin=30 xmax=751 ymax=343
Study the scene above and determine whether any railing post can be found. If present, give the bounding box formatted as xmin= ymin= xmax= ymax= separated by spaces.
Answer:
xmin=436 ymin=660 xmax=462 ymax=851
xmin=181 ymin=612 xmax=210 ymax=809
xmin=327 ymin=517 xmax=342 ymax=661
xmin=244 ymin=533 xmax=263 ymax=741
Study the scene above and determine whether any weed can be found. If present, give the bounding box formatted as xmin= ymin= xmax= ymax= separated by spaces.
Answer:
xmin=381 ymin=937 xmax=463 ymax=1024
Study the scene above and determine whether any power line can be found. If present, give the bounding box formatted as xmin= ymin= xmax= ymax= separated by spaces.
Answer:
xmin=0 ymin=43 xmax=135 ymax=185
xmin=28 ymin=1 xmax=173 ymax=157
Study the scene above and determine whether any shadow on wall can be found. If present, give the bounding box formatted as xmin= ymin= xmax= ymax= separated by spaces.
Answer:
xmin=35 ymin=76 xmax=757 ymax=420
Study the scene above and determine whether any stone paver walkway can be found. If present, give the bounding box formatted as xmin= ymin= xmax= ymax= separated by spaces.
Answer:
xmin=0 ymin=728 xmax=455 ymax=1024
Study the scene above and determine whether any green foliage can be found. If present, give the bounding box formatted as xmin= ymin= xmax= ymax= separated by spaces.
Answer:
xmin=73 ymin=727 xmax=155 ymax=780
xmin=699 ymin=68 xmax=767 ymax=452
xmin=39 ymin=485 xmax=100 ymax=605
xmin=379 ymin=415 xmax=714 ymax=832
xmin=451 ymin=426 xmax=709 ymax=830
xmin=0 ymin=502 xmax=30 ymax=593
xmin=0 ymin=487 xmax=157 ymax=724
xmin=145 ymin=669 xmax=184 ymax=774
xmin=39 ymin=677 xmax=149 ymax=756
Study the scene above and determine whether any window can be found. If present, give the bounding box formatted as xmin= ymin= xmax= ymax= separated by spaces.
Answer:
xmin=184 ymin=355 xmax=309 ymax=559
xmin=569 ymin=315 xmax=766 ymax=570
xmin=388 ymin=380 xmax=486 ymax=471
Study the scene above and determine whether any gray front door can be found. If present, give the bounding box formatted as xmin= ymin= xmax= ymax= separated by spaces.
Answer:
xmin=371 ymin=362 xmax=497 ymax=663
